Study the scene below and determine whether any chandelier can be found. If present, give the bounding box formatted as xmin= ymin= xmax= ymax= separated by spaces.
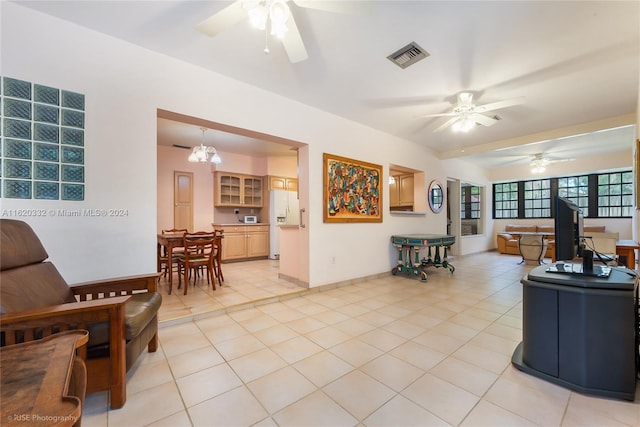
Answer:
xmin=188 ymin=127 xmax=222 ymax=164
xmin=244 ymin=0 xmax=291 ymax=53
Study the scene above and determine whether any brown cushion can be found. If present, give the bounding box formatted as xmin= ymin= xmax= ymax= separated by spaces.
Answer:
xmin=0 ymin=262 xmax=76 ymax=314
xmin=0 ymin=219 xmax=49 ymax=271
xmin=86 ymin=292 xmax=162 ymax=349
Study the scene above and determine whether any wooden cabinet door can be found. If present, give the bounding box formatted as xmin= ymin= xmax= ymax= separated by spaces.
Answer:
xmin=285 ymin=179 xmax=298 ymax=192
xmin=221 ymin=231 xmax=247 ymax=260
xmin=247 ymin=231 xmax=269 ymax=257
xmin=389 ymin=176 xmax=400 ymax=207
xmin=269 ymin=176 xmax=287 ymax=190
xmin=216 ymin=173 xmax=242 ymax=206
xmin=243 ymin=177 xmax=263 ymax=207
xmin=398 ymin=175 xmax=414 ymax=206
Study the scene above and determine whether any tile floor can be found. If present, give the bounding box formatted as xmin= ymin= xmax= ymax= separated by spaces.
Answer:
xmin=83 ymin=252 xmax=640 ymax=426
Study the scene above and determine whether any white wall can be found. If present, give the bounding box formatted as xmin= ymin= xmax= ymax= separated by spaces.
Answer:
xmin=1 ymin=3 xmax=462 ymax=287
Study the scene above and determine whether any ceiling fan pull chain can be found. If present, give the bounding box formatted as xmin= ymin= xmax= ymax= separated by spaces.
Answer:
xmin=263 ymin=17 xmax=270 ymax=54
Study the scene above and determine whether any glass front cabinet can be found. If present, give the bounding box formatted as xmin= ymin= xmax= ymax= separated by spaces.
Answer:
xmin=215 ymin=173 xmax=263 ymax=207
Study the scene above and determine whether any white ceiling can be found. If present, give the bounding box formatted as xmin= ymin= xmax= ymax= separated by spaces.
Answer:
xmin=17 ymin=1 xmax=639 ymax=168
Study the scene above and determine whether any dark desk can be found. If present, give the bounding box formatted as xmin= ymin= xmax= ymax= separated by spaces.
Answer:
xmin=390 ymin=234 xmax=455 ymax=281
xmin=512 ymin=265 xmax=637 ymax=400
xmin=1 ymin=330 xmax=88 ymax=427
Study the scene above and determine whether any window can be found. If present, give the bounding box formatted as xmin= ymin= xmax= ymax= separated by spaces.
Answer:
xmin=461 ymin=183 xmax=483 ymax=235
xmin=523 ymin=179 xmax=551 ymax=218
xmin=597 ymin=171 xmax=634 ymax=217
xmin=461 ymin=184 xmax=481 ymax=219
xmin=494 ymin=182 xmax=518 ymax=218
xmin=557 ymin=175 xmax=589 ymax=216
xmin=492 ymin=170 xmax=632 ymax=219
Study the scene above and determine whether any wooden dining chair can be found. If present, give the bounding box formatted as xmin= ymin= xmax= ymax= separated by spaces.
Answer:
xmin=158 ymin=228 xmax=187 ymax=279
xmin=177 ymin=232 xmax=216 ymax=295
xmin=212 ymin=229 xmax=224 ymax=286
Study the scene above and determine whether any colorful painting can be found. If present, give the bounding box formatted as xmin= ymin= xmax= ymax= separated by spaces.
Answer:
xmin=323 ymin=153 xmax=383 ymax=223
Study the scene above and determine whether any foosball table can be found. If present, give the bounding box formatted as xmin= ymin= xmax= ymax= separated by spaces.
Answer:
xmin=390 ymin=234 xmax=456 ymax=281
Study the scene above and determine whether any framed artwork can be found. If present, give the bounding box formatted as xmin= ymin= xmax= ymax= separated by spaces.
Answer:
xmin=323 ymin=153 xmax=383 ymax=222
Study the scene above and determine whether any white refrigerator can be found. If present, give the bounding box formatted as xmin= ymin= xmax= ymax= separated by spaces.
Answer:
xmin=269 ymin=190 xmax=300 ymax=259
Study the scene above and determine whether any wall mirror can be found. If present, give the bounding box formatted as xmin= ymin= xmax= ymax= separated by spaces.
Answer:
xmin=428 ymin=180 xmax=444 ymax=213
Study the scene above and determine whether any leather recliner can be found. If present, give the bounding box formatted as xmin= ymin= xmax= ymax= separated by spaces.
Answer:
xmin=0 ymin=219 xmax=161 ymax=409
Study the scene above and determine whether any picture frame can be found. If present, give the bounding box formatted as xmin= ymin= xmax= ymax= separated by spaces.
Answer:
xmin=323 ymin=153 xmax=383 ymax=223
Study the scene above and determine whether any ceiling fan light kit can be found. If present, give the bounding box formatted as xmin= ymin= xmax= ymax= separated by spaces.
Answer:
xmin=197 ymin=0 xmax=363 ymax=63
xmin=426 ymin=92 xmax=524 ymax=133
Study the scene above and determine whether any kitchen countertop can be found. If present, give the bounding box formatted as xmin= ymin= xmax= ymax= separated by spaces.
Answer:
xmin=213 ymin=223 xmax=270 ymax=226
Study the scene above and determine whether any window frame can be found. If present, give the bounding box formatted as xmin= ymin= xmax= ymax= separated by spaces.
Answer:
xmin=492 ymin=169 xmax=633 ymax=219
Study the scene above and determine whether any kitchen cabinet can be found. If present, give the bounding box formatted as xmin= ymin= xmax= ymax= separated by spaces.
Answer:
xmin=213 ymin=224 xmax=269 ymax=261
xmin=215 ymin=173 xmax=263 ymax=207
xmin=389 ymin=174 xmax=414 ymax=208
xmin=268 ymin=175 xmax=298 ymax=192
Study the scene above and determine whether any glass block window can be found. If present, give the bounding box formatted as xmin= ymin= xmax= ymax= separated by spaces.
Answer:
xmin=597 ymin=171 xmax=634 ymax=217
xmin=1 ymin=77 xmax=85 ymax=200
xmin=558 ymin=175 xmax=589 ymax=217
xmin=493 ymin=182 xmax=518 ymax=218
xmin=523 ymin=179 xmax=551 ymax=218
xmin=461 ymin=185 xmax=481 ymax=219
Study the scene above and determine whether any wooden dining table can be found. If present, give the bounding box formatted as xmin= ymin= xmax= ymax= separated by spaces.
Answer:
xmin=157 ymin=232 xmax=185 ymax=294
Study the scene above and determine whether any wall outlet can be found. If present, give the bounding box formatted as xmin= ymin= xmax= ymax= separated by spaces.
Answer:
xmin=234 ymin=209 xmax=240 ymax=214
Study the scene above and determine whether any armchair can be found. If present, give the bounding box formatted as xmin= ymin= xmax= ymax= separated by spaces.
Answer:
xmin=0 ymin=219 xmax=161 ymax=409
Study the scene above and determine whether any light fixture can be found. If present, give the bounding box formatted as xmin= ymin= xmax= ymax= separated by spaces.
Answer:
xmin=530 ymin=156 xmax=548 ymax=174
xmin=451 ymin=115 xmax=475 ymax=133
xmin=389 ymin=176 xmax=396 ymax=184
xmin=188 ymin=127 xmax=222 ymax=164
xmin=243 ymin=0 xmax=291 ymax=52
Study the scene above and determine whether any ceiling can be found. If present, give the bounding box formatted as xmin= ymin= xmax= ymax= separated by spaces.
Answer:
xmin=17 ymin=1 xmax=639 ymax=169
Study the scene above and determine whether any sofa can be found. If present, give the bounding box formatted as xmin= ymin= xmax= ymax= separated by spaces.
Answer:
xmin=496 ymin=224 xmax=606 ymax=257
xmin=0 ymin=219 xmax=162 ymax=409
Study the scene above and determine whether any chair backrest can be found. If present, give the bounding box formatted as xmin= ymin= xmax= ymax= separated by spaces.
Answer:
xmin=162 ymin=228 xmax=187 ymax=235
xmin=0 ymin=220 xmax=76 ymax=313
xmin=183 ymin=232 xmax=215 ymax=260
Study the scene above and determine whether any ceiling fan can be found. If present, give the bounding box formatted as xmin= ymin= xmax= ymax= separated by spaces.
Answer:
xmin=530 ymin=153 xmax=575 ymax=173
xmin=196 ymin=0 xmax=362 ymax=63
xmin=424 ymin=92 xmax=525 ymax=133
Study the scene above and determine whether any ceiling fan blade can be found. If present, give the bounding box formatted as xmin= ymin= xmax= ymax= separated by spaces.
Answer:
xmin=196 ymin=1 xmax=246 ymax=37
xmin=433 ymin=116 xmax=460 ymax=133
xmin=421 ymin=112 xmax=458 ymax=118
xmin=470 ymin=112 xmax=497 ymax=127
xmin=281 ymin=15 xmax=308 ymax=63
xmin=292 ymin=0 xmax=368 ymax=14
xmin=475 ymin=96 xmax=525 ymax=113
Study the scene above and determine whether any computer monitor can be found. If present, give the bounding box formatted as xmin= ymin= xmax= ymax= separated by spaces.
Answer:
xmin=554 ymin=196 xmax=584 ymax=261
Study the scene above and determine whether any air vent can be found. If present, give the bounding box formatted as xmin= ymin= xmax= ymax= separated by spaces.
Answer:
xmin=387 ymin=42 xmax=429 ymax=69
xmin=172 ymin=144 xmax=190 ymax=150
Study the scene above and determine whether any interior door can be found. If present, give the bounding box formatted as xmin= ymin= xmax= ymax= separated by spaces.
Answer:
xmin=174 ymin=171 xmax=193 ymax=231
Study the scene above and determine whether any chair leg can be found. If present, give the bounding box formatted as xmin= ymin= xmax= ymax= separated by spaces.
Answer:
xmin=148 ymin=332 xmax=158 ymax=353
